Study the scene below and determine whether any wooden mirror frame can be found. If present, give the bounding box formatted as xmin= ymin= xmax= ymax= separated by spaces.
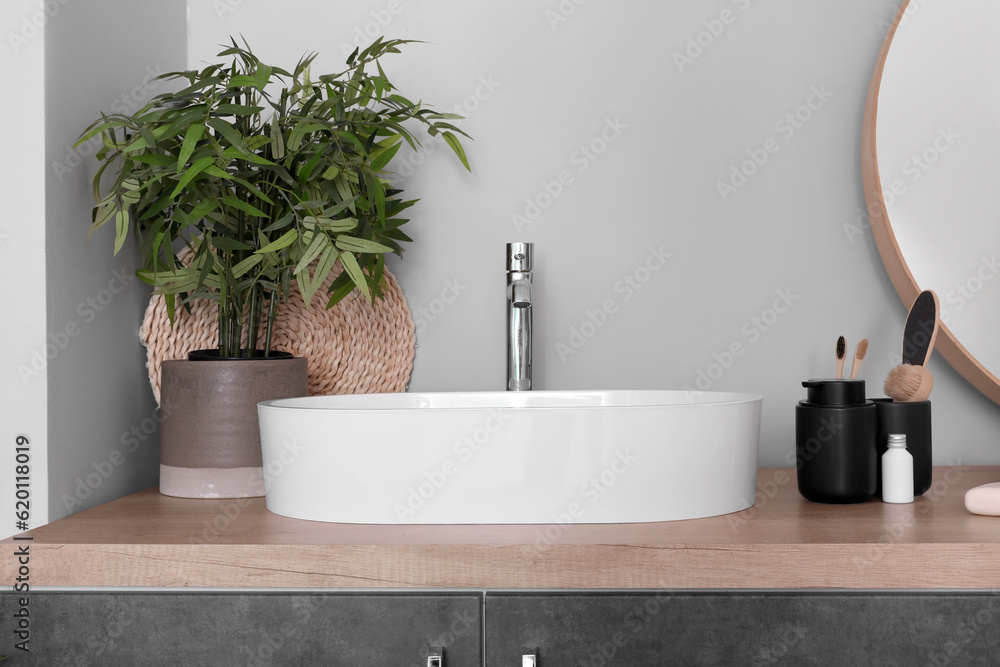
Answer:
xmin=861 ymin=0 xmax=1000 ymax=405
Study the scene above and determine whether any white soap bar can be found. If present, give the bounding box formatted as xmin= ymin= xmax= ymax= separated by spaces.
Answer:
xmin=964 ymin=482 xmax=1000 ymax=516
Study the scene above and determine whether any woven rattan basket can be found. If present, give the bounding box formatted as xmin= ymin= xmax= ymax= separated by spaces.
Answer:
xmin=140 ymin=262 xmax=415 ymax=404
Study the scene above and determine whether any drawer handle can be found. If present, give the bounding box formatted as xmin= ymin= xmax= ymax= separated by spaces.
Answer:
xmin=522 ymin=646 xmax=538 ymax=666
xmin=427 ymin=646 xmax=443 ymax=667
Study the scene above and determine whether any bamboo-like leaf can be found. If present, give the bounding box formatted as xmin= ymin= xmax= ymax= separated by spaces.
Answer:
xmin=255 ymin=229 xmax=298 ymax=254
xmin=269 ymin=120 xmax=285 ymax=160
xmin=337 ymin=130 xmax=367 ymax=155
xmin=221 ymin=195 xmax=268 ymax=217
xmin=370 ymin=140 xmax=401 ymax=172
xmin=213 ymin=103 xmax=265 ymax=116
xmin=113 ymin=210 xmax=130 ymax=255
xmin=231 ymin=254 xmax=262 ymax=278
xmin=75 ymin=119 xmax=127 ymax=147
xmin=321 ymin=198 xmax=358 ymax=219
xmin=170 ymin=157 xmax=215 ymax=198
xmin=442 ymin=131 xmax=470 ymax=171
xmin=228 ymin=74 xmax=260 ymax=88
xmin=364 ymin=171 xmax=386 ymax=224
xmin=338 ymin=250 xmax=370 ymax=301
xmin=255 ymin=64 xmax=273 ymax=89
xmin=220 ymin=146 xmax=273 ymax=166
xmin=131 ymin=154 xmax=174 ymax=167
xmin=335 ymin=235 xmax=393 ymax=254
xmin=333 ymin=174 xmax=355 ymax=212
xmin=207 ymin=118 xmax=254 ymax=158
xmin=325 ymin=270 xmax=355 ymax=307
xmin=211 ymin=236 xmax=253 ymax=252
xmin=189 ymin=198 xmax=219 ymax=221
xmin=309 ymin=216 xmax=357 ymax=233
xmin=297 ymin=150 xmax=325 ymax=183
xmin=295 ymin=270 xmax=313 ymax=311
xmin=177 ymin=125 xmax=205 ymax=173
xmin=294 ymin=231 xmax=330 ymax=274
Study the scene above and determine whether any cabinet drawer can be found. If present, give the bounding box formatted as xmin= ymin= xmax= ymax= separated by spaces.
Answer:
xmin=485 ymin=592 xmax=1000 ymax=666
xmin=1 ymin=591 xmax=481 ymax=665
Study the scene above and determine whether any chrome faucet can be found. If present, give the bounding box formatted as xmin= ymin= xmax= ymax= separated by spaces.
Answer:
xmin=507 ymin=242 xmax=533 ymax=391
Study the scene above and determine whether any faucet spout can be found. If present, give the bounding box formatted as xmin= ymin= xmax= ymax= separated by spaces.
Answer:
xmin=507 ymin=243 xmax=533 ymax=391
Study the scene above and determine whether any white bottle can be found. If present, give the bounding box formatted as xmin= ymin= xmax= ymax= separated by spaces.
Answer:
xmin=882 ymin=433 xmax=914 ymax=504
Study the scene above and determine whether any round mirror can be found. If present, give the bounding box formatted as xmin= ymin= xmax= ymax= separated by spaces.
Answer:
xmin=863 ymin=0 xmax=1000 ymax=405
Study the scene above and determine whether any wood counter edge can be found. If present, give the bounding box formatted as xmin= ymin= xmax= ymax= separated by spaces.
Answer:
xmin=3 ymin=542 xmax=1000 ymax=590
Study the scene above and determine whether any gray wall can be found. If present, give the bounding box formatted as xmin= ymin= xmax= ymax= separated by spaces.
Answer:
xmin=188 ymin=0 xmax=1000 ymax=466
xmin=44 ymin=0 xmax=187 ymax=520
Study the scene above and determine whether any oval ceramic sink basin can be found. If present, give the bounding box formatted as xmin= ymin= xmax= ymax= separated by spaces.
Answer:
xmin=257 ymin=390 xmax=763 ymax=524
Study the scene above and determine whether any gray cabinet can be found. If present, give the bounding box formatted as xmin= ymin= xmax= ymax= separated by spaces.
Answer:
xmin=484 ymin=592 xmax=1000 ymax=666
xmin=0 ymin=592 xmax=481 ymax=665
xmin=6 ymin=591 xmax=1000 ymax=665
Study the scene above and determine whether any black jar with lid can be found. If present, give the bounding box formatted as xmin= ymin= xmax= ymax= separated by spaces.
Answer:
xmin=795 ymin=379 xmax=877 ymax=503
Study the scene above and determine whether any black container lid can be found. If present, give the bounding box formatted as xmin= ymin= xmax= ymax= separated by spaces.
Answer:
xmin=801 ymin=379 xmax=867 ymax=406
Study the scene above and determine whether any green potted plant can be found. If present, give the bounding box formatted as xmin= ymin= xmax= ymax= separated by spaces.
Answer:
xmin=78 ymin=37 xmax=470 ymax=497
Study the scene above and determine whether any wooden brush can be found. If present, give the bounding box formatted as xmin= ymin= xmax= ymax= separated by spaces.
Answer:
xmin=884 ymin=290 xmax=940 ymax=402
xmin=835 ymin=335 xmax=846 ymax=379
xmin=850 ymin=338 xmax=869 ymax=379
xmin=885 ymin=364 xmax=934 ymax=402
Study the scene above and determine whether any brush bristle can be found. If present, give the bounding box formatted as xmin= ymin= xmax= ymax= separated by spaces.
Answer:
xmin=855 ymin=338 xmax=869 ymax=360
xmin=837 ymin=335 xmax=846 ymax=359
xmin=884 ymin=364 xmax=932 ymax=401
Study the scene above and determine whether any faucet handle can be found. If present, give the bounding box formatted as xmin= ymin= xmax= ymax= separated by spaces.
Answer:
xmin=507 ymin=242 xmax=533 ymax=272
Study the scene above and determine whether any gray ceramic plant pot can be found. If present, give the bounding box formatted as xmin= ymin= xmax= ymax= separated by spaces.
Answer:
xmin=158 ymin=351 xmax=308 ymax=498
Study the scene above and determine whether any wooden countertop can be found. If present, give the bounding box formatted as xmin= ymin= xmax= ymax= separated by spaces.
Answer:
xmin=4 ymin=466 xmax=1000 ymax=589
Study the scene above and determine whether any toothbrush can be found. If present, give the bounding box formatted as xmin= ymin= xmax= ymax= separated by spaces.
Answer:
xmin=850 ymin=338 xmax=869 ymax=379
xmin=835 ymin=336 xmax=846 ymax=379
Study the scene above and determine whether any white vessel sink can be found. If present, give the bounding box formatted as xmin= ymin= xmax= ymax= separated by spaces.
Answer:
xmin=257 ymin=390 xmax=762 ymax=525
